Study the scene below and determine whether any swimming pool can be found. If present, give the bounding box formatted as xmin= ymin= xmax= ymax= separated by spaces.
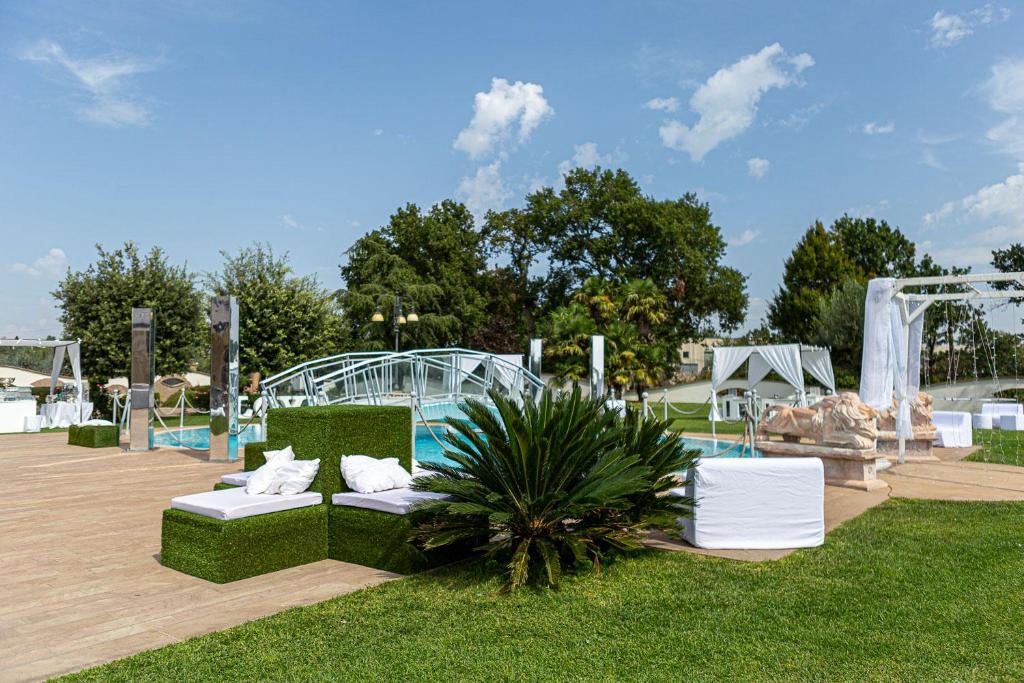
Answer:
xmin=412 ymin=425 xmax=759 ymax=468
xmin=154 ymin=425 xmax=265 ymax=450
xmin=155 ymin=424 xmax=758 ymax=466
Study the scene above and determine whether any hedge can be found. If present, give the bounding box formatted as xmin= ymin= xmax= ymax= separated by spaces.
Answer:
xmin=68 ymin=424 xmax=119 ymax=448
xmin=246 ymin=405 xmax=412 ymax=497
xmin=161 ymin=505 xmax=328 ymax=583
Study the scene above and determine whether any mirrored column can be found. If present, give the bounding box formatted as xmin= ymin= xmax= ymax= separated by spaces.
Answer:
xmin=589 ymin=335 xmax=605 ymax=400
xmin=129 ymin=308 xmax=155 ymax=451
xmin=209 ymin=296 xmax=239 ymax=462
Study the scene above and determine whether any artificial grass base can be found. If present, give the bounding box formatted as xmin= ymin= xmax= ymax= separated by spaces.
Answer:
xmin=327 ymin=505 xmax=431 ymax=574
xmin=68 ymin=424 xmax=119 ymax=448
xmin=161 ymin=505 xmax=328 ymax=583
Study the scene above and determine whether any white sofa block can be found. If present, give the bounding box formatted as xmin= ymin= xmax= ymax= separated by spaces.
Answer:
xmin=973 ymin=413 xmax=993 ymax=430
xmin=331 ymin=488 xmax=449 ymax=515
xmin=999 ymin=414 xmax=1024 ymax=431
xmin=981 ymin=403 xmax=1024 ymax=419
xmin=670 ymin=457 xmax=824 ymax=550
xmin=220 ymin=471 xmax=255 ymax=487
xmin=932 ymin=411 xmax=972 ymax=448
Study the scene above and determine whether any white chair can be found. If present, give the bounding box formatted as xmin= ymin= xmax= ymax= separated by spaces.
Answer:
xmin=973 ymin=413 xmax=993 ymax=430
xmin=23 ymin=415 xmax=42 ymax=433
xmin=670 ymin=457 xmax=824 ymax=550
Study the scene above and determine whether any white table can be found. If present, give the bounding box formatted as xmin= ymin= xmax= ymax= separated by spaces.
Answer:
xmin=0 ymin=400 xmax=39 ymax=434
xmin=39 ymin=402 xmax=94 ymax=429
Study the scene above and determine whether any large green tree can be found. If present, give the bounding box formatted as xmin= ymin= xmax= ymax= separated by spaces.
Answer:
xmin=769 ymin=215 xmax=917 ymax=342
xmin=206 ymin=243 xmax=342 ymax=379
xmin=810 ymin=277 xmax=866 ymax=388
xmin=339 ymin=201 xmax=489 ymax=349
xmin=488 ymin=167 xmax=748 ymax=347
xmin=53 ymin=242 xmax=204 ymax=382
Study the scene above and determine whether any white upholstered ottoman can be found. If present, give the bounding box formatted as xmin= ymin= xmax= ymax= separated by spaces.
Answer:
xmin=671 ymin=457 xmax=824 ymax=550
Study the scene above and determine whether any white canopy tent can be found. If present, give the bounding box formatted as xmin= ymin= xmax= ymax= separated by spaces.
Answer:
xmin=0 ymin=338 xmax=84 ymax=405
xmin=709 ymin=343 xmax=836 ymax=422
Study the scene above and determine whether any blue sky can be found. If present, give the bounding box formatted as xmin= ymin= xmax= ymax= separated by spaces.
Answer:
xmin=3 ymin=0 xmax=1024 ymax=338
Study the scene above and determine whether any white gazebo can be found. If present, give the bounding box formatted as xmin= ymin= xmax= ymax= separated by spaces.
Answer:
xmin=0 ymin=338 xmax=86 ymax=432
xmin=709 ymin=344 xmax=836 ymax=428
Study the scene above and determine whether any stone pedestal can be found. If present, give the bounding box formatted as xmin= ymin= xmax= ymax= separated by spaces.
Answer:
xmin=875 ymin=429 xmax=940 ymax=462
xmin=756 ymin=439 xmax=888 ymax=491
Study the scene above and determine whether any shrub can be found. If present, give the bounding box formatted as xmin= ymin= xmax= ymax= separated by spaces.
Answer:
xmin=68 ymin=424 xmax=119 ymax=448
xmin=412 ymin=388 xmax=691 ymax=590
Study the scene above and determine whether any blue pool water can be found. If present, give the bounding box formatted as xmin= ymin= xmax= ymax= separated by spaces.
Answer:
xmin=412 ymin=425 xmax=759 ymax=468
xmin=156 ymin=424 xmax=758 ymax=466
xmin=155 ymin=425 xmax=265 ymax=450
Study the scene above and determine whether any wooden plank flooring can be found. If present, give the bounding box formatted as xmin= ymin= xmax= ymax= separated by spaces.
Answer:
xmin=0 ymin=433 xmax=398 ymax=682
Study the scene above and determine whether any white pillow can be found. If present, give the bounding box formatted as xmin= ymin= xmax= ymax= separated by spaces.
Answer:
xmin=340 ymin=455 xmax=412 ymax=494
xmin=245 ymin=446 xmax=296 ymax=495
xmin=266 ymin=459 xmax=320 ymax=495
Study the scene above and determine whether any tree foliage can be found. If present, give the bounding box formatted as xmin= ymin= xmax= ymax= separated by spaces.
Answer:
xmin=810 ymin=277 xmax=866 ymax=387
xmin=206 ymin=243 xmax=342 ymax=379
xmin=53 ymin=242 xmax=204 ymax=382
xmin=339 ymin=201 xmax=488 ymax=350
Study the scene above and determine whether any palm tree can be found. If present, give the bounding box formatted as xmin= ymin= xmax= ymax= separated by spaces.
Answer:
xmin=546 ymin=303 xmax=596 ymax=388
xmin=411 ymin=389 xmax=691 ymax=590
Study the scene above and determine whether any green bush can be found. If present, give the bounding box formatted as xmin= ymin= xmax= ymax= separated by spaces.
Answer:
xmin=68 ymin=424 xmax=119 ymax=448
xmin=246 ymin=405 xmax=411 ymax=496
xmin=161 ymin=505 xmax=328 ymax=583
xmin=413 ymin=388 xmax=694 ymax=590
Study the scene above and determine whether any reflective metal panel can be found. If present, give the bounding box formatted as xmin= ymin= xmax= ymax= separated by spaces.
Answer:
xmin=209 ymin=296 xmax=239 ymax=462
xmin=589 ymin=335 xmax=605 ymax=399
xmin=528 ymin=338 xmax=543 ymax=378
xmin=129 ymin=308 xmax=155 ymax=451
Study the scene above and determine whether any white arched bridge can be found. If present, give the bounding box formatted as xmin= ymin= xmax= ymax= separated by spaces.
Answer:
xmin=260 ymin=348 xmax=544 ymax=421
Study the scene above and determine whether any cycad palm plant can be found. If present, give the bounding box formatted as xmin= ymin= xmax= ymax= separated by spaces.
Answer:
xmin=411 ymin=388 xmax=657 ymax=590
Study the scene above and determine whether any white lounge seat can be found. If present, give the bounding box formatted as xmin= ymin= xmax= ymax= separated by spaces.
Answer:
xmin=171 ymin=487 xmax=322 ymax=521
xmin=220 ymin=471 xmax=255 ymax=487
xmin=982 ymin=403 xmax=1024 ymax=419
xmin=670 ymin=457 xmax=824 ymax=550
xmin=973 ymin=413 xmax=993 ymax=430
xmin=999 ymin=414 xmax=1024 ymax=431
xmin=331 ymin=488 xmax=449 ymax=515
xmin=932 ymin=411 xmax=972 ymax=448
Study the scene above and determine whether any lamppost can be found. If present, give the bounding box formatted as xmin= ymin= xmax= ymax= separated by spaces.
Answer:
xmin=371 ymin=293 xmax=419 ymax=352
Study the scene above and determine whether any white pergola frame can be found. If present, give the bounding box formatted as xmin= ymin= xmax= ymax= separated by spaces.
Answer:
xmin=888 ymin=272 xmax=1024 ymax=464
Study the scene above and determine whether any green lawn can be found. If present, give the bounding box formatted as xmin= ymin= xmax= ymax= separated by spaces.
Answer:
xmin=656 ymin=401 xmax=745 ymax=435
xmin=966 ymin=429 xmax=1024 ymax=467
xmin=62 ymin=498 xmax=1024 ymax=682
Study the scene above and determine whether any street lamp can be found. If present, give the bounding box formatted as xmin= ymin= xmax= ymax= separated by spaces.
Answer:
xmin=371 ymin=293 xmax=418 ymax=352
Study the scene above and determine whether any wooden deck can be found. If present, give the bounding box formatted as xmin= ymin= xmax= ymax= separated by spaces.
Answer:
xmin=0 ymin=433 xmax=398 ymax=683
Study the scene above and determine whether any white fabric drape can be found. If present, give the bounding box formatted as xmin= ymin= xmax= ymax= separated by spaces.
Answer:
xmin=709 ymin=347 xmax=751 ymax=420
xmin=710 ymin=344 xmax=811 ymax=417
xmin=755 ymin=344 xmax=805 ymax=404
xmin=67 ymin=342 xmax=83 ymax=416
xmin=906 ymin=311 xmax=924 ymax=398
xmin=801 ymin=347 xmax=836 ymax=394
xmin=888 ymin=301 xmax=912 ymax=438
xmin=859 ymin=278 xmax=896 ymax=411
xmin=50 ymin=345 xmax=67 ymax=395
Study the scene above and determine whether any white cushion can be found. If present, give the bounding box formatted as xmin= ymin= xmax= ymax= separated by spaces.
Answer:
xmin=265 ymin=459 xmax=320 ymax=495
xmin=972 ymin=413 xmax=993 ymax=430
xmin=331 ymin=488 xmax=449 ymax=515
xmin=220 ymin=471 xmax=254 ymax=487
xmin=245 ymin=446 xmax=296 ymax=494
xmin=671 ymin=457 xmax=824 ymax=550
xmin=81 ymin=419 xmax=115 ymax=426
xmin=982 ymin=403 xmax=1024 ymax=418
xmin=999 ymin=414 xmax=1024 ymax=431
xmin=171 ymin=487 xmax=322 ymax=521
xmin=340 ymin=455 xmax=412 ymax=494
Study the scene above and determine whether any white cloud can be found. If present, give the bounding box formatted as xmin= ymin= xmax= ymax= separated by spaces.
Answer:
xmin=861 ymin=121 xmax=895 ymax=135
xmin=557 ymin=142 xmax=613 ymax=177
xmin=728 ymin=229 xmax=760 ymax=247
xmin=10 ymin=248 xmax=68 ymax=278
xmin=373 ymin=128 xmax=383 ymax=136
xmin=457 ymin=161 xmax=512 ymax=218
xmin=922 ymin=164 xmax=1024 ymax=266
xmin=281 ymin=214 xmax=324 ymax=232
xmin=658 ymin=43 xmax=813 ymax=161
xmin=453 ymin=78 xmax=553 ymax=159
xmin=746 ymin=157 xmax=770 ymax=180
xmin=778 ymin=101 xmax=827 ymax=130
xmin=18 ymin=40 xmax=157 ymax=127
xmin=921 ymin=147 xmax=947 ymax=171
xmin=643 ymin=97 xmax=679 ymax=112
xmin=846 ymin=199 xmax=891 ymax=218
xmin=982 ymin=59 xmax=1024 ymax=159
xmin=928 ymin=5 xmax=1011 ymax=48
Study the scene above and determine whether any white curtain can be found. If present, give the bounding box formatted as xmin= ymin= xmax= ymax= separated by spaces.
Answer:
xmin=888 ymin=302 xmax=912 ymax=438
xmin=49 ymin=345 xmax=67 ymax=396
xmin=859 ymin=278 xmax=896 ymax=411
xmin=801 ymin=347 xmax=836 ymax=394
xmin=906 ymin=311 xmax=924 ymax=398
xmin=746 ymin=353 xmax=771 ymax=388
xmin=709 ymin=347 xmax=751 ymax=421
xmin=67 ymin=342 xmax=84 ymax=417
xmin=755 ymin=344 xmax=806 ymax=405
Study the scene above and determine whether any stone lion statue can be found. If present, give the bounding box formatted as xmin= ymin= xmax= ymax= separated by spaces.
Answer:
xmin=758 ymin=392 xmax=878 ymax=450
xmin=877 ymin=391 xmax=934 ymax=434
